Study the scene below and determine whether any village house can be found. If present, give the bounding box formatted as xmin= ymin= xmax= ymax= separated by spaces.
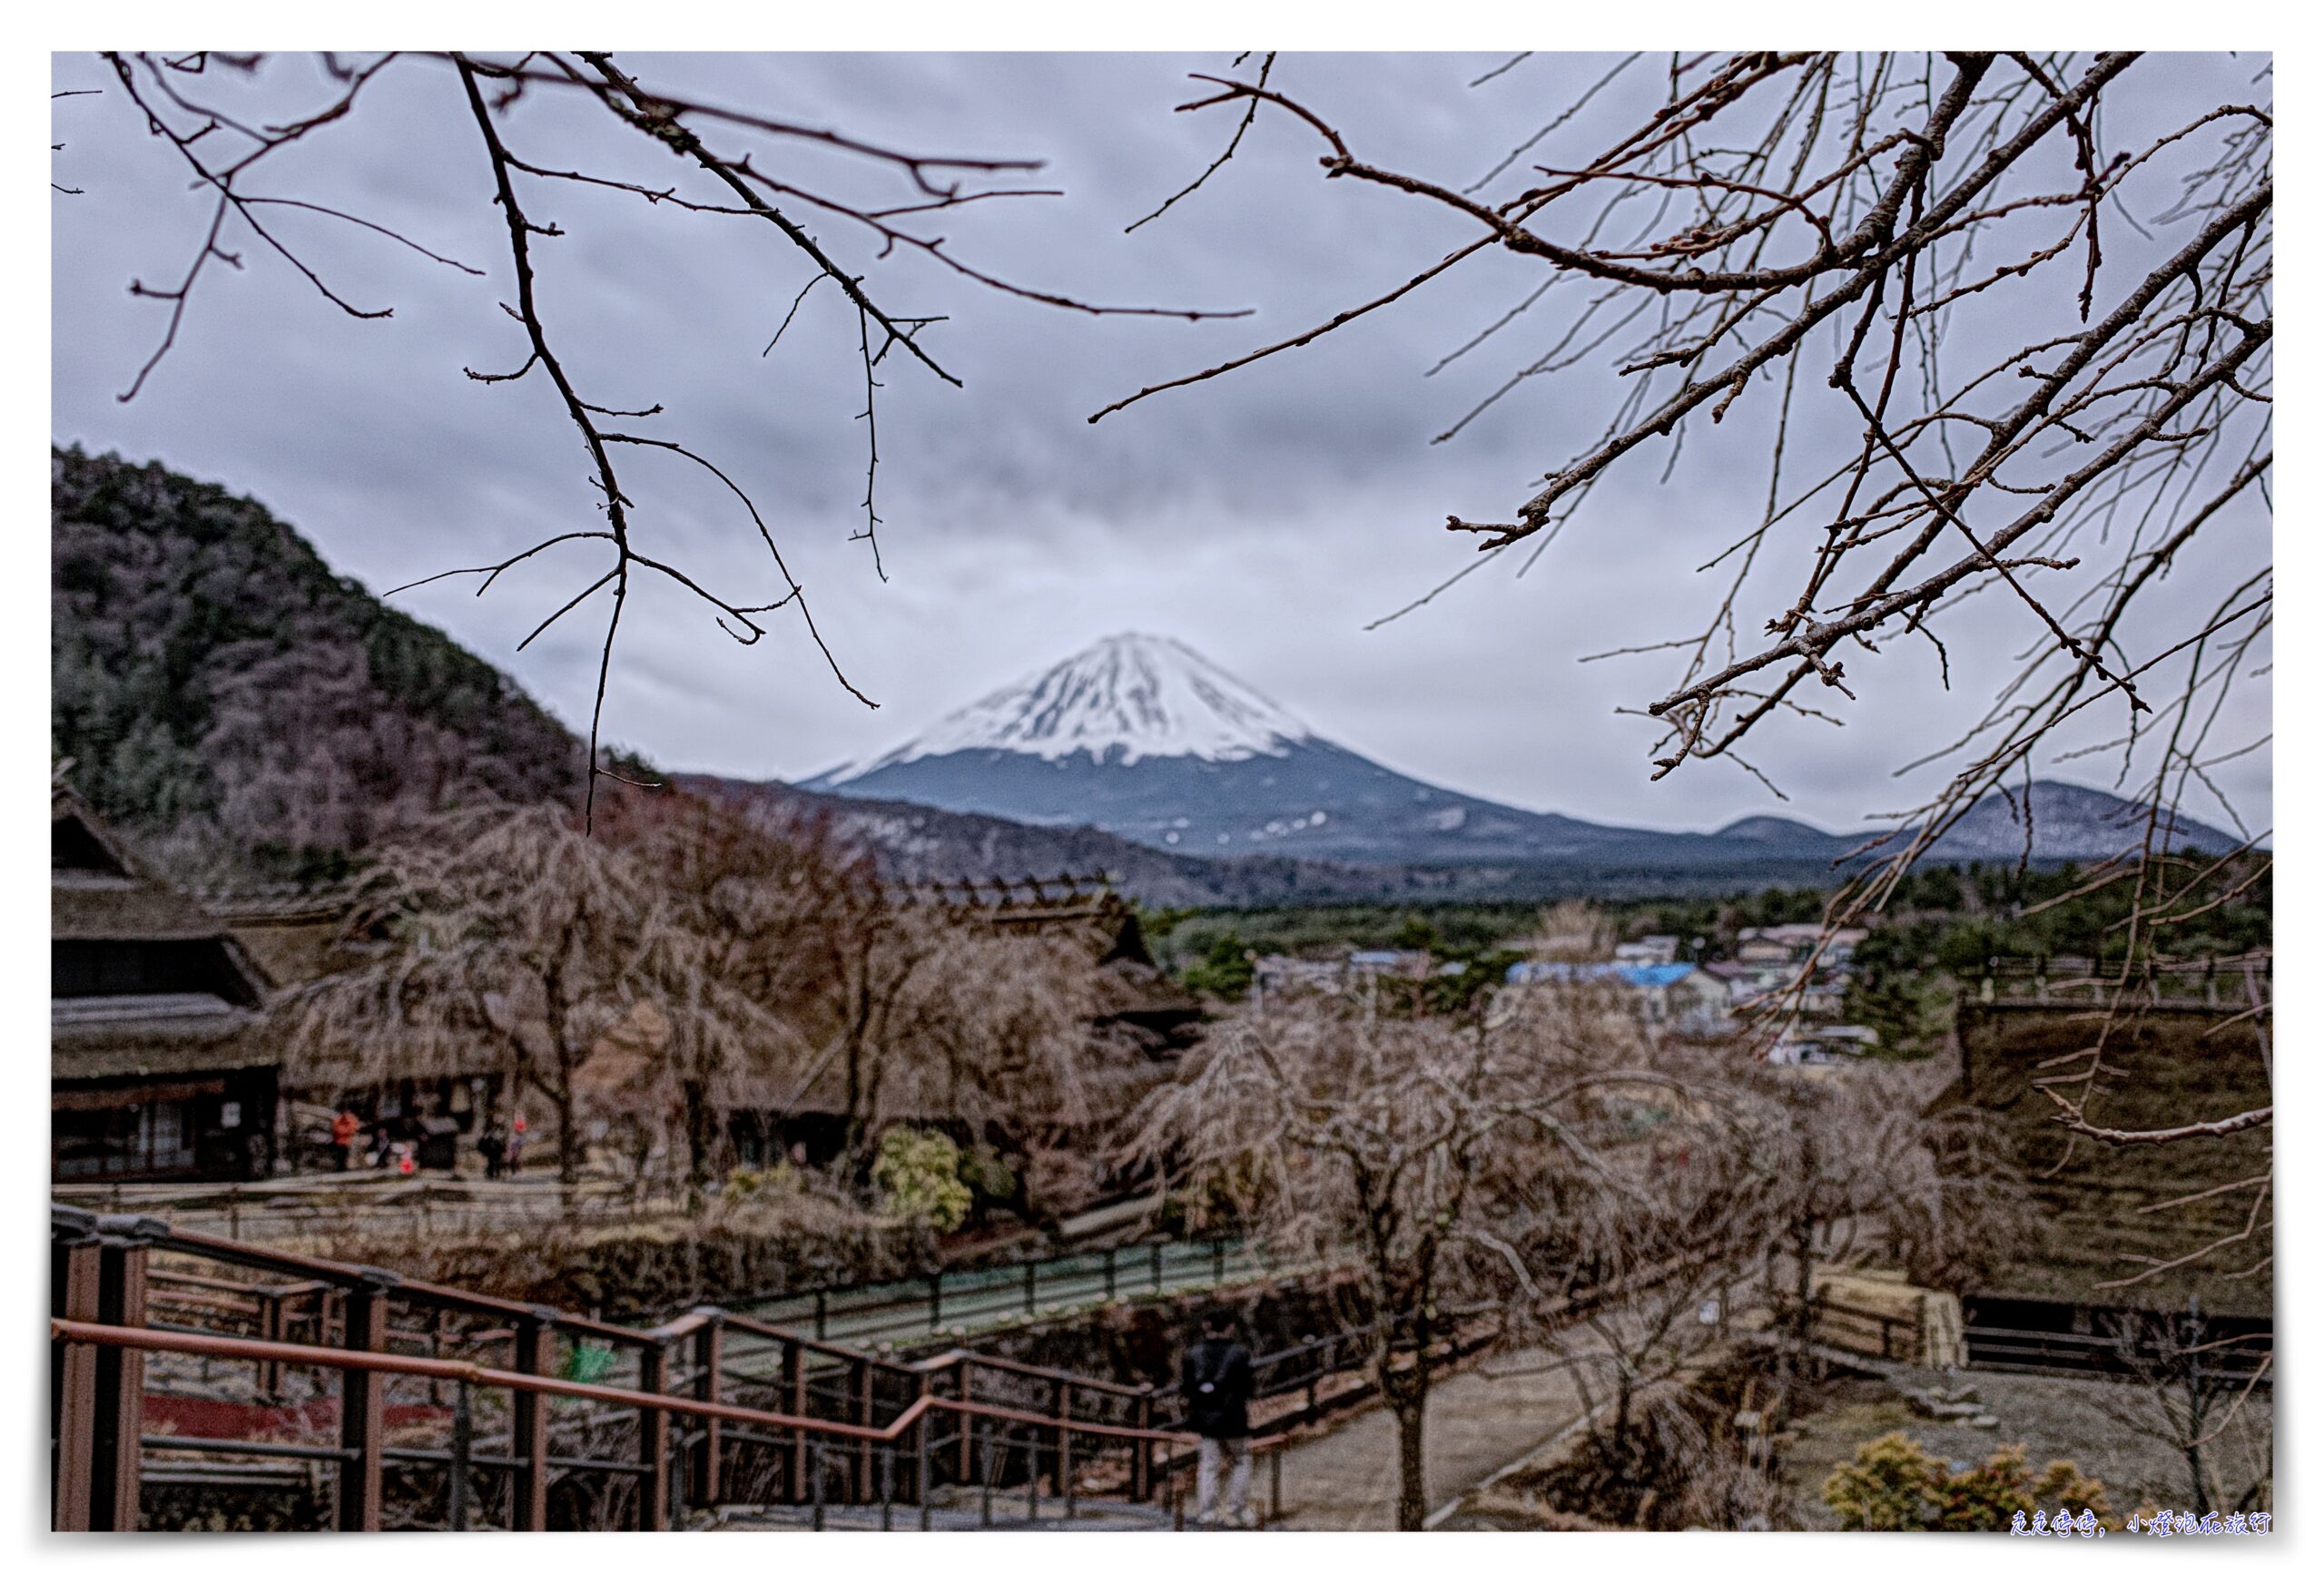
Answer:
xmin=1348 ymin=948 xmax=1433 ymax=980
xmin=1503 ymin=959 xmax=1730 ymax=1033
xmin=1254 ymin=953 xmax=1344 ymax=996
xmin=1734 ymin=922 xmax=1869 ymax=968
xmin=51 ymin=787 xmax=278 ymax=1182
xmin=1612 ymin=934 xmax=1682 ymax=966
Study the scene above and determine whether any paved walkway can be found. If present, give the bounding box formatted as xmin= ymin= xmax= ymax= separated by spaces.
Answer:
xmin=1265 ymin=1343 xmax=1597 ymax=1530
xmin=707 ymin=1497 xmax=1172 ymax=1532
xmin=1268 ymin=1292 xmax=1775 ymax=1531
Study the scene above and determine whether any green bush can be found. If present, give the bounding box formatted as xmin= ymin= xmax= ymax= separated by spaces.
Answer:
xmin=1823 ymin=1431 xmax=2111 ymax=1531
xmin=872 ymin=1127 xmax=974 ymax=1233
xmin=958 ymin=1143 xmax=1018 ymax=1204
xmin=1181 ymin=930 xmax=1256 ymax=998
xmin=724 ymin=1164 xmax=800 ymax=1201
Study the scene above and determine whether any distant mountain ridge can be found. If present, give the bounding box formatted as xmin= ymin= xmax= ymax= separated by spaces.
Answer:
xmin=52 ymin=447 xmax=583 ymax=874
xmin=675 ymin=773 xmax=1901 ymax=907
xmin=53 ymin=452 xmax=2241 ymax=903
xmin=806 ymin=633 xmax=2241 ymax=870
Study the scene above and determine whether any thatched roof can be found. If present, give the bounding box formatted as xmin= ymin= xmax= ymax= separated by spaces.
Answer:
xmin=50 ymin=790 xmax=231 ymax=945
xmin=52 ymin=995 xmax=264 ymax=1083
xmin=1949 ymin=1002 xmax=2272 ymax=1317
xmin=51 ymin=871 xmax=238 ymax=944
xmin=52 ymin=788 xmax=274 ymax=1085
xmin=917 ymin=875 xmax=1162 ymax=968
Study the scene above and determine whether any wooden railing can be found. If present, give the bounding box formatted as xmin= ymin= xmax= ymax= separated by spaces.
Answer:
xmin=1964 ymin=1323 xmax=2272 ymax=1382
xmin=1971 ymin=953 xmax=2272 ymax=1012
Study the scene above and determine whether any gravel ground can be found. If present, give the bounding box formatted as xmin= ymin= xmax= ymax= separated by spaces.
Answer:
xmin=1781 ymin=1362 xmax=2273 ymax=1529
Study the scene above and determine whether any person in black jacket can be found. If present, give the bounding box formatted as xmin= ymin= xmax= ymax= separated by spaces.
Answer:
xmin=1181 ymin=1309 xmax=1256 ymax=1527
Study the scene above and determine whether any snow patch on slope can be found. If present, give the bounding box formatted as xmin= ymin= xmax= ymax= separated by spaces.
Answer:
xmin=823 ymin=633 xmax=1313 ymax=780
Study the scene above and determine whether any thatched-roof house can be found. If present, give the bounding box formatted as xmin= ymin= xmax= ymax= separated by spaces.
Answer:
xmin=51 ymin=789 xmax=277 ymax=1181
xmin=1942 ymin=998 xmax=2273 ymax=1336
xmin=725 ymin=876 xmax=1203 ymax=1172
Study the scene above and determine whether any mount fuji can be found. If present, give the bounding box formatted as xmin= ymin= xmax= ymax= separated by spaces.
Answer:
xmin=800 ymin=634 xmax=2244 ymax=876
xmin=808 ymin=634 xmax=1755 ymax=867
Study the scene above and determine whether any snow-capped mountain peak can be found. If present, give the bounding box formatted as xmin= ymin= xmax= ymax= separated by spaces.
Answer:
xmin=822 ymin=633 xmax=1313 ymax=781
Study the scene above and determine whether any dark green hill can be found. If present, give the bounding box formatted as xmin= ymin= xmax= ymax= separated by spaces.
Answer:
xmin=51 ymin=447 xmax=585 ymax=877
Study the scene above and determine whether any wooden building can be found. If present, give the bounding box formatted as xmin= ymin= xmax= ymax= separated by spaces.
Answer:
xmin=51 ymin=790 xmax=278 ymax=1181
xmin=1940 ymin=992 xmax=2273 ymax=1356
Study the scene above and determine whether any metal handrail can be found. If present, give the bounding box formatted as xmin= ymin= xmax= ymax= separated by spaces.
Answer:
xmin=55 ymin=1319 xmax=1147 ymax=1445
xmin=57 ymin=1315 xmax=1293 ymax=1529
xmin=57 ymin=1205 xmax=1349 ymax=1530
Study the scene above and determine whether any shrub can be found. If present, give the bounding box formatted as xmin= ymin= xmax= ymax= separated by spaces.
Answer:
xmin=1821 ymin=1432 xmax=1940 ymax=1531
xmin=1823 ymin=1432 xmax=2110 ymax=1532
xmin=872 ymin=1127 xmax=974 ymax=1233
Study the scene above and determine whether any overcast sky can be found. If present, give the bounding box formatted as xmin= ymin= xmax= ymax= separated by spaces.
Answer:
xmin=50 ymin=51 xmax=2272 ymax=839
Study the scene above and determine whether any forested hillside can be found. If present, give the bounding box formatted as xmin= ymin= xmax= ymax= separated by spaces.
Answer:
xmin=52 ymin=447 xmax=586 ymax=878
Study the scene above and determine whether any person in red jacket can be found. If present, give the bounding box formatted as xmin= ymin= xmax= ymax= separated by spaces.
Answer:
xmin=330 ymin=1110 xmax=359 ymax=1173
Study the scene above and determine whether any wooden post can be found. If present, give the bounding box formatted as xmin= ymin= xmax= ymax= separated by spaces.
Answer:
xmin=448 ymin=1377 xmax=474 ymax=1532
xmin=954 ymin=1359 xmax=973 ymax=1481
xmin=916 ymin=1412 xmax=932 ymax=1530
xmin=256 ymin=1287 xmax=284 ymax=1401
xmin=87 ymin=1230 xmax=153 ymax=1532
xmin=337 ymin=1276 xmax=393 ymax=1532
xmin=637 ymin=1342 xmax=670 ymax=1531
xmin=978 ymin=1418 xmax=993 ymax=1528
xmin=510 ymin=1311 xmax=552 ymax=1531
xmin=1130 ymin=1387 xmax=1153 ymax=1502
xmin=51 ymin=1215 xmax=104 ymax=1531
xmin=1027 ymin=1427 xmax=1040 ymax=1526
xmin=852 ymin=1357 xmax=872 ymax=1500
xmin=1051 ymin=1379 xmax=1068 ymax=1496
xmin=783 ymin=1339 xmax=806 ymax=1504
xmin=689 ymin=1311 xmax=724 ymax=1508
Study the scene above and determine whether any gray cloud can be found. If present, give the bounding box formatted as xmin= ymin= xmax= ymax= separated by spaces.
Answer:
xmin=51 ymin=51 xmax=2271 ymax=840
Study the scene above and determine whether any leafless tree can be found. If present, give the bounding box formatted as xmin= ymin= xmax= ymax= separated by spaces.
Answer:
xmin=612 ymin=796 xmax=870 ymax=1189
xmin=276 ymin=801 xmax=734 ymax=1184
xmin=1128 ymin=986 xmax=1734 ymax=1529
xmin=2099 ymin=1302 xmax=2272 ymax=1516
xmin=1106 ymin=54 xmax=2269 ymax=869
xmin=1730 ymin=1067 xmax=2037 ymax=1393
xmin=1107 ymin=46 xmax=2270 ymax=1289
xmin=1478 ymin=1086 xmax=1773 ymax=1492
xmin=615 ymin=792 xmax=1123 ymax=1185
xmin=70 ymin=50 xmax=1241 ymax=821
